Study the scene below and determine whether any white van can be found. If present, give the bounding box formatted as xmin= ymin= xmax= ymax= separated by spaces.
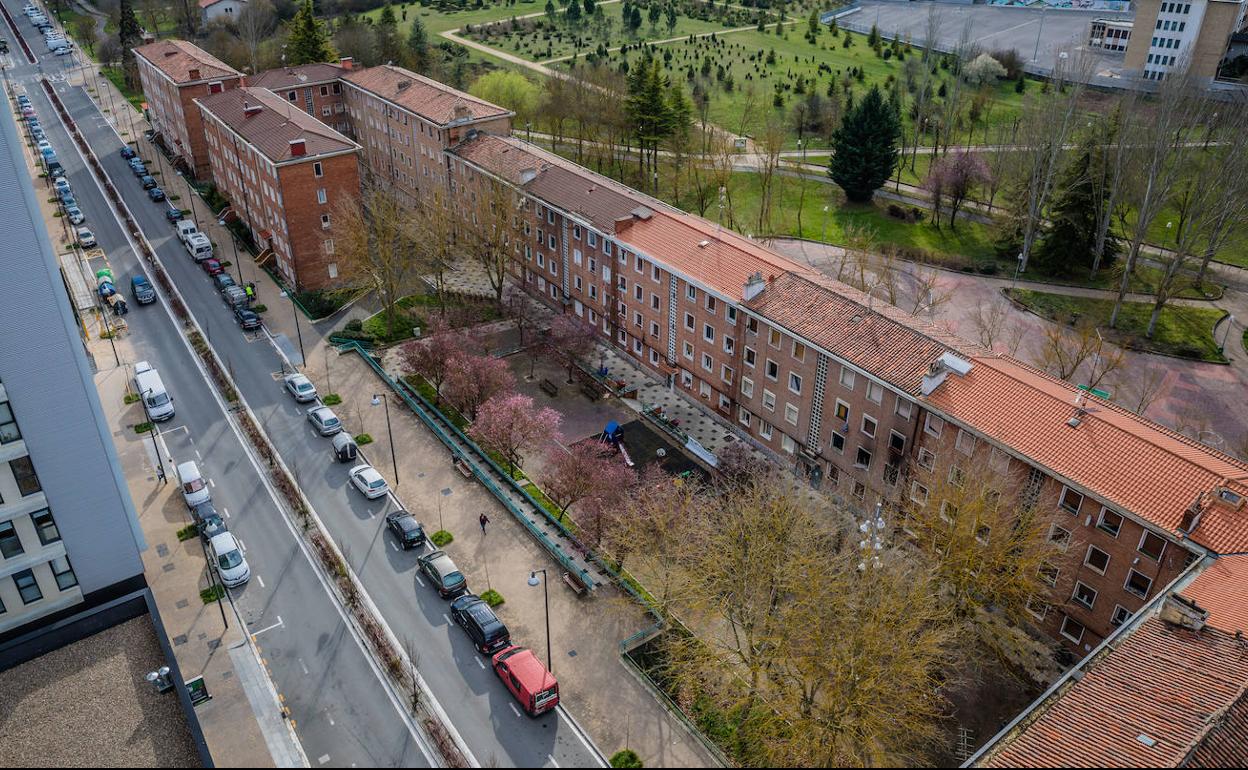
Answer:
xmin=176 ymin=460 xmax=211 ymax=508
xmin=133 ymin=361 xmax=175 ymax=421
xmin=185 ymin=232 xmax=213 ymax=262
xmin=176 ymin=220 xmax=198 ymax=244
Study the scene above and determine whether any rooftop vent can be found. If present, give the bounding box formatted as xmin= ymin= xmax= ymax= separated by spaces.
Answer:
xmin=631 ymin=206 xmax=653 ymax=221
xmin=243 ymin=101 xmax=263 ymax=117
xmin=743 ymin=271 xmax=766 ymax=302
xmin=163 ymin=50 xmax=177 ymax=58
xmin=920 ymin=352 xmax=974 ymax=396
xmin=698 ymin=239 xmax=711 ymax=248
xmin=396 ymin=79 xmax=412 ymax=92
xmin=453 ymin=103 xmax=471 ymax=122
xmin=289 ymin=138 xmax=307 ymax=157
xmin=188 ymin=67 xmax=201 ymax=81
xmin=519 ymin=167 xmax=538 ymax=185
xmin=1137 ymin=734 xmax=1158 ymax=749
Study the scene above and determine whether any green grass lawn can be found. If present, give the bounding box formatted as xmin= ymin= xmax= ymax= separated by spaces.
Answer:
xmin=472 ymin=12 xmax=743 ymax=62
xmin=100 ymin=66 xmax=145 ymax=110
xmin=1007 ymin=289 xmax=1227 ymax=363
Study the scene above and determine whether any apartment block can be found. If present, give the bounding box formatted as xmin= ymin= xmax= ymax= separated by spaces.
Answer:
xmin=1124 ymin=0 xmax=1248 ymax=81
xmin=196 ymin=87 xmax=362 ymax=291
xmin=340 ymin=64 xmax=512 ymax=204
xmin=133 ymin=39 xmax=243 ymax=179
xmin=247 ymin=60 xmax=354 ymax=136
xmin=0 ymin=99 xmax=147 ymax=643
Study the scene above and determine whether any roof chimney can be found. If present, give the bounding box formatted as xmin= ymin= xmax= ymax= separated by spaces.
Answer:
xmin=339 ymin=57 xmax=354 ymax=71
xmin=289 ymin=138 xmax=307 ymax=157
xmin=188 ymin=67 xmax=201 ymax=81
xmin=613 ymin=215 xmax=634 ymax=234
xmin=453 ymin=102 xmax=471 ymax=122
xmin=208 ymin=81 xmax=223 ymax=94
xmin=1158 ymin=594 xmax=1208 ymax=632
xmin=243 ymin=101 xmax=263 ymax=117
xmin=743 ymin=271 xmax=766 ymax=302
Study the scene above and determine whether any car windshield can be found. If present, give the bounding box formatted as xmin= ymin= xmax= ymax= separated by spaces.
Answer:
xmin=444 ymin=571 xmax=465 ymax=587
xmin=399 ymin=518 xmax=419 ymax=533
xmin=147 ymin=392 xmax=170 ymax=407
xmin=183 ymin=478 xmax=205 ymax=494
xmin=219 ymin=549 xmax=243 ymax=570
xmin=322 ymin=416 xmax=340 ymax=427
xmin=297 ymin=382 xmax=313 ymax=392
xmin=369 ymin=478 xmax=386 ymax=489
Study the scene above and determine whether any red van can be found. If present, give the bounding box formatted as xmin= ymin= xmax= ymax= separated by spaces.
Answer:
xmin=492 ymin=646 xmax=559 ymax=717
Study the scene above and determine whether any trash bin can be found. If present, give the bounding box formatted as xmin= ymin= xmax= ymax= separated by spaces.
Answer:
xmin=332 ymin=433 xmax=358 ymax=463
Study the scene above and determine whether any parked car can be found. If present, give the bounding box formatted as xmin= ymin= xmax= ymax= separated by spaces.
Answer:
xmin=191 ymin=501 xmax=227 ymax=542
xmin=53 ymin=177 xmax=71 ymax=195
xmin=31 ymin=128 xmax=46 ymax=143
xmin=222 ymin=285 xmax=249 ymax=308
xmin=331 ymin=432 xmax=358 ymax=463
xmin=65 ymin=206 xmax=84 ymax=225
xmin=209 ymin=532 xmax=251 ymax=588
xmin=348 ymin=464 xmax=389 ymax=500
xmin=492 ymin=647 xmax=559 ymax=717
xmin=36 ymin=139 xmax=52 ymax=154
xmin=234 ymin=307 xmax=261 ymax=331
xmin=201 ymin=258 xmax=223 ymax=276
xmin=120 ymin=146 xmax=137 ymax=160
xmin=385 ymin=510 xmax=426 ymax=550
xmin=212 ymin=273 xmax=236 ymax=291
xmin=130 ymin=162 xmax=148 ymax=177
xmin=283 ymin=373 xmax=317 ymax=402
xmin=139 ymin=174 xmax=157 ymax=190
xmin=58 ymin=192 xmax=75 ymax=207
xmin=54 ymin=45 xmax=72 ymax=56
xmin=165 ymin=208 xmax=184 ymax=223
xmin=450 ymin=594 xmax=511 ymax=654
xmin=176 ymin=461 xmax=211 ymax=508
xmin=131 ymin=274 xmax=156 ymax=305
xmin=76 ymin=227 xmax=96 ymax=248
xmin=148 ymin=187 xmax=165 ymax=202
xmin=417 ymin=550 xmax=468 ymax=599
xmin=306 ymin=405 xmax=342 ymax=436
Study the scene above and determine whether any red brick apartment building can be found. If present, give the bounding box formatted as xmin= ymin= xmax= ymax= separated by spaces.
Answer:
xmin=246 ymin=60 xmax=354 ymax=136
xmin=195 ymin=87 xmax=361 ymax=290
xmin=445 ymin=132 xmax=1248 ymax=658
xmin=133 ymin=40 xmax=243 ymax=179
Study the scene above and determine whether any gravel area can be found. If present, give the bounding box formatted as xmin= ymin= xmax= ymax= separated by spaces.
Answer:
xmin=0 ymin=616 xmax=201 ymax=768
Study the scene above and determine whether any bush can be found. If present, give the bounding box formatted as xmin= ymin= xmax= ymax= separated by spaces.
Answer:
xmin=480 ymin=589 xmax=505 ymax=607
xmin=200 ymin=585 xmax=225 ymax=604
xmin=252 ymin=304 xmax=267 ymax=313
xmin=176 ymin=524 xmax=199 ymax=542
xmin=322 ymin=393 xmax=343 ymax=406
xmin=123 ymin=392 xmax=140 ymax=404
xmin=345 ymin=318 xmax=364 ymax=332
xmin=886 ymin=203 xmax=907 ymax=220
xmin=355 ymin=433 xmax=374 ymax=445
xmin=431 ymin=530 xmax=454 ymax=547
xmin=610 ymin=749 xmax=644 ymax=768
xmin=134 ymin=421 xmax=154 ymax=434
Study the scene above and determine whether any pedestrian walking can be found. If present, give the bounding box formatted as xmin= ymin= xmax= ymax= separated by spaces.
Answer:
xmin=479 ymin=513 xmax=490 ymax=534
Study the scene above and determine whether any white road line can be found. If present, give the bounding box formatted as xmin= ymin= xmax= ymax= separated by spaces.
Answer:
xmin=367 ymin=509 xmax=376 ymax=519
xmin=195 ymin=449 xmax=202 ymax=460
xmin=251 ymin=616 xmax=284 ymax=637
xmin=414 ymin=575 xmax=426 ymax=588
xmin=317 ymin=755 xmax=330 ymax=765
xmin=389 ymin=540 xmax=399 ymax=552
xmin=475 ymin=657 xmax=486 ymax=670
xmin=236 ymin=538 xmax=246 ymax=553
xmin=209 ymin=478 xmax=215 ymax=488
xmin=299 ymin=658 xmax=309 ymax=676
xmin=256 ymin=575 xmax=265 ymax=589
xmin=548 ymin=754 xmax=561 ymax=768
xmin=509 ymin=703 xmax=523 ymax=719
xmin=442 ymin=614 xmax=451 ymax=625
xmin=222 ymin=507 xmax=229 ymax=518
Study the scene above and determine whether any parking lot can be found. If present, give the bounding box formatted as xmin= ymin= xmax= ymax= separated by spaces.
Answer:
xmin=842 ymin=0 xmax=1132 ymax=74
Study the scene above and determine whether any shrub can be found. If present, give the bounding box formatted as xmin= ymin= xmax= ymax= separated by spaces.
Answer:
xmin=134 ymin=421 xmax=154 ymax=434
xmin=200 ymin=585 xmax=225 ymax=604
xmin=480 ymin=589 xmax=505 ymax=607
xmin=610 ymin=749 xmax=644 ymax=768
xmin=431 ymin=530 xmax=454 ymax=547
xmin=176 ymin=524 xmax=199 ymax=542
xmin=124 ymin=392 xmax=140 ymax=404
xmin=355 ymin=433 xmax=374 ymax=445
xmin=345 ymin=318 xmax=364 ymax=332
xmin=886 ymin=203 xmax=907 ymax=220
xmin=322 ymin=393 xmax=343 ymax=406
xmin=252 ymin=304 xmax=267 ymax=313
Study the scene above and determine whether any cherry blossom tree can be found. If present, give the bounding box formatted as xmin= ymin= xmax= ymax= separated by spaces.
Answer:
xmin=539 ymin=442 xmax=635 ymax=522
xmin=469 ymin=394 xmax=561 ymax=476
xmin=545 ymin=313 xmax=599 ymax=384
xmin=924 ymin=151 xmax=991 ymax=230
xmin=444 ymin=353 xmax=514 ymax=420
xmin=398 ymin=318 xmax=468 ymax=403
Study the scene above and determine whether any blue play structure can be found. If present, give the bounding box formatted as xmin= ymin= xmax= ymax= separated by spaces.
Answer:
xmin=601 ymin=421 xmax=635 ymax=467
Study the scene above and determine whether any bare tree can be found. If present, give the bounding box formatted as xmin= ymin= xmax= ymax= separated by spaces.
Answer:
xmin=235 ymin=0 xmax=276 ymax=75
xmin=1088 ymin=97 xmax=1133 ymax=277
xmin=1108 ymin=366 xmax=1167 ymax=417
xmin=1037 ymin=316 xmax=1125 ymax=387
xmin=754 ymin=115 xmax=786 ymax=234
xmin=465 ymin=176 xmax=525 ymax=307
xmin=1193 ymin=104 xmax=1248 ymax=285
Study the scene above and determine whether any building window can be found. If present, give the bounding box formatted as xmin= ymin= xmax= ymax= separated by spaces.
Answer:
xmin=839 ymin=366 xmax=855 ymax=389
xmin=955 ymin=429 xmax=977 ymax=456
xmin=1138 ymin=532 xmax=1167 ymax=561
xmin=831 ymin=431 xmax=845 ymax=453
xmin=1124 ymin=569 xmax=1153 ymax=599
xmin=32 ymin=509 xmax=60 ymax=545
xmin=686 ymin=284 xmax=696 ymax=301
xmin=759 ymin=421 xmax=773 ymax=440
xmin=781 ymin=434 xmax=796 ymax=454
xmin=1085 ymin=546 xmax=1111 ymax=575
xmin=762 ymin=390 xmax=776 ymax=411
xmin=788 ymin=373 xmax=802 ymax=395
xmin=321 ymin=214 xmax=331 ymax=229
xmin=682 ymin=341 xmax=693 ymax=360
xmin=989 ymin=447 xmax=1011 ymax=474
xmin=0 ymin=401 xmax=22 ymax=444
xmin=791 ymin=341 xmax=806 ymax=362
xmin=9 ymin=456 xmax=41 ymax=497
xmin=917 ymin=448 xmax=935 ymax=470
xmin=910 ymin=481 xmax=929 ymax=505
xmin=1026 ymin=598 xmax=1049 ymax=621
xmin=765 ymin=360 xmax=778 ymax=381
xmin=784 ymin=403 xmax=799 ymax=426
xmin=1059 ymin=487 xmax=1084 ymax=515
xmin=939 ymin=501 xmax=958 ymax=523
xmin=317 ymin=188 xmax=327 ymax=204
xmin=948 ymin=465 xmax=965 ymax=488
xmin=855 ymin=447 xmax=872 ymax=469
xmin=1060 ymin=616 xmax=1085 ymax=644
xmin=721 ymin=365 xmax=734 ymax=384
xmin=889 ymin=431 xmax=905 ymax=453
xmin=313 ymin=161 xmax=323 ymax=178
xmin=1097 ymin=508 xmax=1123 ymax=537
xmin=287 ymin=90 xmax=297 ymax=101
xmin=1072 ymin=581 xmax=1098 ymax=610
xmin=857 ymin=414 xmax=876 ymax=438
xmin=923 ymin=414 xmax=944 ymax=438
xmin=1110 ymin=606 xmax=1132 ymax=627
xmin=835 ymin=400 xmax=849 ymax=423
xmin=14 ymin=569 xmax=41 ymax=604
xmin=895 ymin=397 xmax=912 ymax=421
xmin=51 ymin=556 xmax=77 ymax=591
xmin=865 ymin=381 xmax=883 ymax=405
xmin=684 ymin=313 xmax=694 ymax=331
xmin=768 ymin=328 xmax=782 ymax=348
xmin=744 ymin=348 xmax=756 ymax=367
xmin=741 ymin=377 xmax=754 ymax=398
xmin=884 ymin=463 xmax=899 ymax=486
xmin=1048 ymin=524 xmax=1072 ymax=550
xmin=323 ymin=239 xmax=335 ymax=255
xmin=702 ymin=354 xmax=713 ymax=372
xmin=738 ymin=407 xmax=751 ymax=427
xmin=704 ymin=324 xmax=715 ymax=343
xmin=0 ymin=521 xmax=23 ymax=559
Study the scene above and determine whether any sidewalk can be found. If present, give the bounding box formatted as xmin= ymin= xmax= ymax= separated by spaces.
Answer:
xmin=89 ymin=335 xmax=302 ymax=768
xmin=307 ymin=349 xmax=719 ymax=768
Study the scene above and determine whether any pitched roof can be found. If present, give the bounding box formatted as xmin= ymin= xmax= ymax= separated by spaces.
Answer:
xmin=247 ymin=62 xmax=344 ymax=91
xmin=979 ymin=555 xmax=1248 ymax=768
xmin=342 ymin=64 xmax=511 ymax=126
xmin=132 ymin=39 xmax=242 ymax=84
xmin=194 ymin=87 xmax=359 ymax=163
xmin=924 ymin=355 xmax=1248 ymax=553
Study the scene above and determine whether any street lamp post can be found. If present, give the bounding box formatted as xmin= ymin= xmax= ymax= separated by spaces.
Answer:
xmin=527 ymin=569 xmax=552 ymax=672
xmin=1220 ymin=314 xmax=1237 ymax=353
xmin=1032 ymin=5 xmax=1048 ymax=63
xmin=820 ymin=204 xmax=829 ymax=244
xmin=220 ymin=218 xmax=243 ymax=285
xmin=178 ymin=170 xmax=200 ymax=230
xmin=279 ymin=290 xmax=306 ymax=366
xmin=141 ymin=389 xmax=167 ymax=483
xmin=371 ymin=394 xmax=399 ymax=488
xmin=1011 ymin=252 xmax=1025 ymax=292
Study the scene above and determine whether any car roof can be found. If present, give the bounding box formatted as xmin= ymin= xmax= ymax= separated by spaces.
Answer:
xmin=209 ymin=532 xmax=239 ymax=556
xmin=388 ymin=511 xmax=421 ymax=529
xmin=495 ymin=647 xmax=555 ymax=690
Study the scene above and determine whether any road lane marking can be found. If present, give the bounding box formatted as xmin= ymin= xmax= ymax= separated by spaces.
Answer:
xmin=509 ymin=703 xmax=522 ymax=718
xmin=475 ymin=657 xmax=485 ymax=670
xmin=317 ymin=755 xmax=330 ymax=765
xmin=195 ymin=449 xmax=202 ymax=460
xmin=256 ymin=575 xmax=265 ymax=589
xmin=251 ymin=616 xmax=284 ymax=637
xmin=222 ymin=507 xmax=229 ymax=518
xmin=414 ymin=575 xmax=425 ymax=587
xmin=389 ymin=540 xmax=399 ymax=552
xmin=549 ymin=755 xmax=561 ymax=768
xmin=442 ymin=614 xmax=451 ymax=625
xmin=209 ymin=478 xmax=215 ymax=488
xmin=299 ymin=659 xmax=309 ymax=675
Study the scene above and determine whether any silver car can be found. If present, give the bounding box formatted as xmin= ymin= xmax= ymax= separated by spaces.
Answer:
xmin=283 ymin=373 xmax=317 ymax=402
xmin=306 ymin=405 xmax=342 ymax=436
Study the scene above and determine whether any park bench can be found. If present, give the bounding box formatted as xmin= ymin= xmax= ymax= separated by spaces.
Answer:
xmin=580 ymin=381 xmax=601 ymax=401
xmin=562 ymin=570 xmax=588 ymax=597
xmin=452 ymin=455 xmax=474 ymax=480
xmin=539 ymin=378 xmax=559 ymax=397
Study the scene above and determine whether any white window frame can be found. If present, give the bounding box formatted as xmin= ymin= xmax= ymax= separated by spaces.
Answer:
xmin=910 ymin=481 xmax=929 ymax=506
xmin=924 ymin=413 xmax=944 ymax=438
xmin=861 ymin=414 xmax=877 ymax=438
xmin=784 ymin=403 xmax=799 ymax=426
xmin=1084 ymin=545 xmax=1111 ymax=575
xmin=1072 ymin=581 xmax=1098 ymax=610
xmin=1059 ymin=486 xmax=1084 ymax=515
xmin=866 ymin=380 xmax=883 ymax=405
xmin=1060 ymin=616 xmax=1085 ymax=644
xmin=1124 ymin=569 xmax=1153 ymax=599
xmin=955 ymin=429 xmax=977 ymax=456
xmin=839 ymin=366 xmax=856 ymax=389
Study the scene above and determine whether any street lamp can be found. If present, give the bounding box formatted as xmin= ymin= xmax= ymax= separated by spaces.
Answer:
xmin=1219 ymin=314 xmax=1237 ymax=353
xmin=527 ymin=569 xmax=552 ymax=673
xmin=1011 ymin=252 xmax=1025 ymax=291
xmin=279 ymin=290 xmax=306 ymax=366
xmin=857 ymin=502 xmax=887 ymax=573
xmin=371 ymin=394 xmax=399 ymax=488
xmin=219 ymin=218 xmax=243 ymax=285
xmin=177 ymin=170 xmax=200 ymax=230
xmin=820 ymin=204 xmax=829 ymax=245
xmin=141 ymin=389 xmax=167 ymax=484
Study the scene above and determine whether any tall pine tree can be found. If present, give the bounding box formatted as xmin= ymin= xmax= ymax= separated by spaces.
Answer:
xmin=118 ymin=0 xmax=143 ymax=90
xmin=828 ymin=85 xmax=900 ymax=203
xmin=1031 ymin=135 xmax=1119 ymax=276
xmin=406 ymin=17 xmax=430 ymax=73
xmin=286 ymin=0 xmax=335 ymax=65
xmin=376 ymin=5 xmax=402 ymax=65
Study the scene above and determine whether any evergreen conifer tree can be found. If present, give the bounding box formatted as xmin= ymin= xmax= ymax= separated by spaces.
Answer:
xmin=377 ymin=5 xmax=402 ymax=65
xmin=407 ymin=17 xmax=430 ymax=73
xmin=1031 ymin=136 xmax=1120 ymax=276
xmin=286 ymin=0 xmax=335 ymax=65
xmin=828 ymin=85 xmax=900 ymax=203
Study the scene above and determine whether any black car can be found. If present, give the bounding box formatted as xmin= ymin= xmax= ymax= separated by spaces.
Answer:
xmin=140 ymin=174 xmax=157 ymax=190
xmin=148 ymin=187 xmax=166 ymax=202
xmin=191 ymin=501 xmax=227 ymax=542
xmin=165 ymin=208 xmax=184 ymax=223
xmin=450 ymin=594 xmax=511 ymax=654
xmin=385 ymin=510 xmax=426 ymax=550
xmin=120 ymin=146 xmax=136 ymax=160
xmin=234 ymin=307 xmax=261 ymax=330
xmin=212 ymin=273 xmax=236 ymax=292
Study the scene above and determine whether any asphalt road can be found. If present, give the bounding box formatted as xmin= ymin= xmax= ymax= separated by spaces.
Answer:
xmin=1 ymin=6 xmax=433 ymax=768
xmin=2 ymin=5 xmax=604 ymax=767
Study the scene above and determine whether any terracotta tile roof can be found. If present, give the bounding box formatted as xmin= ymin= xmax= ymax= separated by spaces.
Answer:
xmin=924 ymin=355 xmax=1248 ymax=554
xmin=195 ymin=87 xmax=359 ymax=163
xmin=133 ymin=39 xmax=242 ymax=84
xmin=1181 ymin=556 xmax=1248 ymax=633
xmin=343 ymin=64 xmax=511 ymax=126
xmin=979 ymin=556 xmax=1248 ymax=768
xmin=247 ymin=63 xmax=345 ymax=91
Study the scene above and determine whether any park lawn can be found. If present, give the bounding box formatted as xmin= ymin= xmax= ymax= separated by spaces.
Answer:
xmin=478 ymin=13 xmax=743 ymax=63
xmin=1007 ymin=289 xmax=1227 ymax=363
xmin=101 ymin=66 xmax=145 ymax=110
xmin=364 ymin=0 xmax=547 ymax=36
